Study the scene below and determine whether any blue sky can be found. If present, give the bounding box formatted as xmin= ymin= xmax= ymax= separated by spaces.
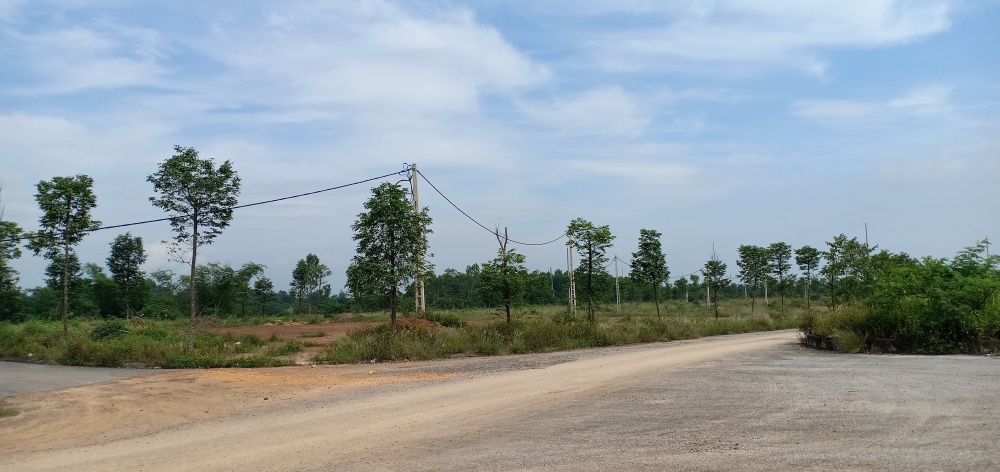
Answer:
xmin=1 ymin=0 xmax=998 ymax=292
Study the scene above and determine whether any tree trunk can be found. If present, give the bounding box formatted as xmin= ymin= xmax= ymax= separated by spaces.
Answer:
xmin=653 ymin=283 xmax=660 ymax=320
xmin=805 ymin=273 xmax=811 ymax=309
xmin=188 ymin=219 xmax=198 ymax=352
xmin=390 ymin=286 xmax=397 ymax=327
xmin=62 ymin=240 xmax=69 ymax=338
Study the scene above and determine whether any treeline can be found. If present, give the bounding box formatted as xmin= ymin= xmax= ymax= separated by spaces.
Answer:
xmin=0 ymin=248 xmax=832 ymax=323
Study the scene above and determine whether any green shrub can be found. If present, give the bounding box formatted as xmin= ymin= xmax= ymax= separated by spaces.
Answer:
xmin=91 ymin=318 xmax=131 ymax=341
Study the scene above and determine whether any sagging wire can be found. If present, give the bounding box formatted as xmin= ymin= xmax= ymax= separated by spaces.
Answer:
xmin=415 ymin=168 xmax=565 ymax=247
xmin=0 ymin=169 xmax=405 ymax=245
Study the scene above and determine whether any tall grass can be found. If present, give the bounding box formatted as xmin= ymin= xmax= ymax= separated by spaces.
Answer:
xmin=0 ymin=318 xmax=293 ymax=368
xmin=316 ymin=307 xmax=800 ymax=364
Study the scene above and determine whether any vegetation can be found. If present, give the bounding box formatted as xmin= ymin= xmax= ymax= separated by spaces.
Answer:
xmin=629 ymin=229 xmax=668 ymax=319
xmin=291 ymin=254 xmax=331 ymax=314
xmin=702 ymin=250 xmax=729 ymax=320
xmin=566 ymin=218 xmax=615 ymax=322
xmin=736 ymin=244 xmax=770 ymax=315
xmin=148 ymin=145 xmax=241 ymax=351
xmin=0 ymin=189 xmax=25 ymax=321
xmin=0 ymin=162 xmax=992 ymax=360
xmin=794 ymin=245 xmax=822 ymax=308
xmin=802 ymin=240 xmax=1000 ymax=354
xmin=347 ymin=183 xmax=432 ymax=327
xmin=316 ymin=301 xmax=800 ymax=364
xmin=27 ymin=175 xmax=101 ymax=338
xmin=107 ymin=233 xmax=147 ymax=318
xmin=478 ymin=228 xmax=528 ymax=324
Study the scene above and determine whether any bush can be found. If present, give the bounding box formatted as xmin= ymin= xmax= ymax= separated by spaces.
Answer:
xmin=91 ymin=318 xmax=131 ymax=341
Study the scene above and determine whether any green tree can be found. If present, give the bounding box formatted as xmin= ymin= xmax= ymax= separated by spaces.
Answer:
xmin=148 ymin=145 xmax=241 ymax=350
xmin=768 ymin=242 xmax=793 ymax=312
xmin=291 ymin=254 xmax=331 ymax=314
xmin=253 ymin=276 xmax=276 ymax=315
xmin=567 ymin=218 xmax=615 ymax=322
xmin=794 ymin=245 xmax=822 ymax=308
xmin=479 ymin=228 xmax=529 ymax=323
xmin=0 ymin=191 xmax=25 ymax=320
xmin=347 ymin=183 xmax=432 ymax=327
xmin=235 ymin=262 xmax=266 ymax=317
xmin=703 ymin=251 xmax=729 ymax=320
xmin=629 ymin=229 xmax=669 ymax=319
xmin=736 ymin=244 xmax=770 ymax=315
xmin=821 ymin=234 xmax=876 ymax=310
xmin=107 ymin=232 xmax=147 ymax=318
xmin=27 ymin=175 xmax=101 ymax=337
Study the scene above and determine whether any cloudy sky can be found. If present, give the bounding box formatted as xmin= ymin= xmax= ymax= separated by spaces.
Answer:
xmin=1 ymin=0 xmax=998 ymax=292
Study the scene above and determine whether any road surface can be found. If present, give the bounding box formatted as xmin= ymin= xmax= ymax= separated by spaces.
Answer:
xmin=2 ymin=330 xmax=998 ymax=471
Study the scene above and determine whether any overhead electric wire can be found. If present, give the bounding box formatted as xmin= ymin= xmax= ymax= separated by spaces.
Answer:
xmin=0 ymin=169 xmax=405 ymax=244
xmin=415 ymin=168 xmax=565 ymax=247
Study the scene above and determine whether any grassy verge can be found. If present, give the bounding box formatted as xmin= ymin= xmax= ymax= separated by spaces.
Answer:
xmin=315 ymin=312 xmax=801 ymax=364
xmin=0 ymin=300 xmax=804 ymax=367
xmin=0 ymin=401 xmax=17 ymax=418
xmin=0 ymin=318 xmax=294 ymax=368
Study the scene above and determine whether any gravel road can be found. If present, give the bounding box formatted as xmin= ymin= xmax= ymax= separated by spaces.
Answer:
xmin=3 ymin=330 xmax=998 ymax=471
xmin=0 ymin=362 xmax=152 ymax=396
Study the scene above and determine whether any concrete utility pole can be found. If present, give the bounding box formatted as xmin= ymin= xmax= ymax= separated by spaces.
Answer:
xmin=411 ymin=163 xmax=426 ymax=317
xmin=614 ymin=256 xmax=621 ymax=312
xmin=567 ymin=235 xmax=577 ymax=315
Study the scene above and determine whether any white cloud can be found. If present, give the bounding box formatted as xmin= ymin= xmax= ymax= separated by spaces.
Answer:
xmin=791 ymin=84 xmax=955 ymax=123
xmin=519 ymin=86 xmax=651 ymax=136
xmin=3 ymin=20 xmax=168 ymax=93
xmin=196 ymin=1 xmax=547 ymax=120
xmin=568 ymin=159 xmax=700 ymax=185
xmin=583 ymin=0 xmax=954 ymax=74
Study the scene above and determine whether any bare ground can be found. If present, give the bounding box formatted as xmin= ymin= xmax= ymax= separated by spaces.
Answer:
xmin=2 ymin=330 xmax=999 ymax=471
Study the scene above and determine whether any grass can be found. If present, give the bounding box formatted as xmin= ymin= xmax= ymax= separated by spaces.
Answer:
xmin=0 ymin=318 xmax=295 ymax=368
xmin=315 ymin=300 xmax=802 ymax=364
xmin=0 ymin=300 xmax=803 ymax=368
xmin=0 ymin=401 xmax=17 ymax=418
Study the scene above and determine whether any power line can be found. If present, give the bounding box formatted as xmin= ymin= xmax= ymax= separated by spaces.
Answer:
xmin=1 ymin=169 xmax=405 ymax=244
xmin=415 ymin=168 xmax=565 ymax=247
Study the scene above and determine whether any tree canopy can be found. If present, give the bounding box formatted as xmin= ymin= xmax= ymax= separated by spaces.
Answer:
xmin=27 ymin=175 xmax=101 ymax=336
xmin=347 ymin=183 xmax=432 ymax=326
xmin=148 ymin=145 xmax=240 ymax=350
xmin=567 ymin=218 xmax=614 ymax=322
xmin=630 ymin=229 xmax=668 ymax=319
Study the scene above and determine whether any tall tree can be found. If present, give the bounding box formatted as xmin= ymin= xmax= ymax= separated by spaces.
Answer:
xmin=0 ymin=188 xmax=25 ymax=320
xmin=347 ymin=183 xmax=432 ymax=327
xmin=27 ymin=175 xmax=101 ymax=337
xmin=291 ymin=254 xmax=330 ymax=314
xmin=629 ymin=229 xmax=669 ymax=319
xmin=702 ymin=251 xmax=729 ymax=320
xmin=794 ymin=245 xmax=822 ymax=308
xmin=768 ymin=242 xmax=793 ymax=312
xmin=252 ymin=277 xmax=276 ymax=316
xmin=736 ymin=244 xmax=770 ymax=315
xmin=148 ymin=145 xmax=240 ymax=351
xmin=566 ymin=218 xmax=615 ymax=322
xmin=235 ymin=262 xmax=265 ymax=317
xmin=821 ymin=234 xmax=876 ymax=310
xmin=479 ymin=228 xmax=529 ymax=324
xmin=107 ymin=232 xmax=147 ymax=318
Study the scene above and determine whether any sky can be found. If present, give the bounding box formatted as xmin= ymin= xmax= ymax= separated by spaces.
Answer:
xmin=1 ymin=0 xmax=998 ymax=293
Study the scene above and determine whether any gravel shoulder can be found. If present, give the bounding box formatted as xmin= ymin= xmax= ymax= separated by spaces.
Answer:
xmin=2 ymin=330 xmax=999 ymax=471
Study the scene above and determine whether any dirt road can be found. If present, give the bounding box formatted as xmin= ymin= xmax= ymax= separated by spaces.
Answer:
xmin=3 ymin=330 xmax=999 ymax=471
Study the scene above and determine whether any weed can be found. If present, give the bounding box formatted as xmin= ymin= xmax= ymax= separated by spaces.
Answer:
xmin=0 ymin=401 xmax=18 ymax=418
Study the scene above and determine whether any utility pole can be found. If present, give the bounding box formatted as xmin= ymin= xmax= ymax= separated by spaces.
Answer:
xmin=567 ymin=235 xmax=577 ymax=315
xmin=614 ymin=256 xmax=621 ymax=312
xmin=411 ymin=163 xmax=426 ymax=317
